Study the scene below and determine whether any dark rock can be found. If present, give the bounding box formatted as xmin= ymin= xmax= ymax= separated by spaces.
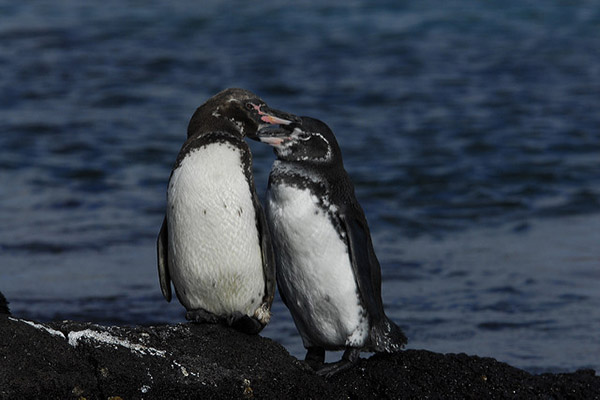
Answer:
xmin=1 ymin=314 xmax=598 ymax=399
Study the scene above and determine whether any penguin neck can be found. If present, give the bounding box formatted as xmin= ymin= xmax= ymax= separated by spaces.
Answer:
xmin=274 ymin=157 xmax=339 ymax=175
xmin=271 ymin=157 xmax=350 ymax=197
xmin=271 ymin=159 xmax=326 ymax=187
xmin=187 ymin=111 xmax=245 ymax=138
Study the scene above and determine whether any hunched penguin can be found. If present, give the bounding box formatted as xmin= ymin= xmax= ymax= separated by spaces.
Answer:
xmin=257 ymin=116 xmax=407 ymax=375
xmin=157 ymin=88 xmax=299 ymax=334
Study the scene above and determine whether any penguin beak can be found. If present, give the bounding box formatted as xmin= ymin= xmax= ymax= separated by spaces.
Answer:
xmin=257 ymin=106 xmax=300 ymax=126
xmin=256 ymin=126 xmax=292 ymax=146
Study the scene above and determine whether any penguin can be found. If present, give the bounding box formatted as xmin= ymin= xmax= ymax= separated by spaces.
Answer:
xmin=257 ymin=116 xmax=407 ymax=376
xmin=157 ymin=88 xmax=299 ymax=334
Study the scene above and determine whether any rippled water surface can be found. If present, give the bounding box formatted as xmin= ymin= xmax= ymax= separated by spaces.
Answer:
xmin=1 ymin=1 xmax=599 ymax=373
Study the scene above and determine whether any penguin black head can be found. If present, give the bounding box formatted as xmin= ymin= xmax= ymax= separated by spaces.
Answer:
xmin=187 ymin=88 xmax=299 ymax=139
xmin=257 ymin=116 xmax=342 ymax=164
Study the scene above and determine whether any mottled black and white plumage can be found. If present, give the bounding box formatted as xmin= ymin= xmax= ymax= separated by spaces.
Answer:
xmin=258 ymin=116 xmax=407 ymax=375
xmin=157 ymin=88 xmax=298 ymax=334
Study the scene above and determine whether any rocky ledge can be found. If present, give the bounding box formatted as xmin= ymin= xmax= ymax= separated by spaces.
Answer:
xmin=1 ymin=313 xmax=598 ymax=399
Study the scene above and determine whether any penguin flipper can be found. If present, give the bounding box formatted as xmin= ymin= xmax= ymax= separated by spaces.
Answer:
xmin=253 ymin=191 xmax=276 ymax=309
xmin=341 ymin=214 xmax=407 ymax=351
xmin=341 ymin=214 xmax=385 ymax=324
xmin=157 ymin=216 xmax=172 ymax=302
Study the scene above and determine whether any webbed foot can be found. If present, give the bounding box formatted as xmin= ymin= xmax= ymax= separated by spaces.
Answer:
xmin=316 ymin=348 xmax=360 ymax=378
xmin=185 ymin=308 xmax=220 ymax=324
xmin=304 ymin=347 xmax=325 ymax=371
xmin=186 ymin=309 xmax=263 ymax=334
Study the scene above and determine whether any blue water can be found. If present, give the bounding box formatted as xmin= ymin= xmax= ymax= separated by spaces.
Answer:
xmin=1 ymin=1 xmax=599 ymax=373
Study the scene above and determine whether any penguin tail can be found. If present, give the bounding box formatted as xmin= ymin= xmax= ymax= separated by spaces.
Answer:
xmin=370 ymin=317 xmax=407 ymax=353
xmin=229 ymin=314 xmax=264 ymax=335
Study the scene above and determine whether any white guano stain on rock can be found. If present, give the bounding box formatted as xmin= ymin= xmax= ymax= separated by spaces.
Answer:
xmin=9 ymin=317 xmax=66 ymax=339
xmin=67 ymin=329 xmax=167 ymax=357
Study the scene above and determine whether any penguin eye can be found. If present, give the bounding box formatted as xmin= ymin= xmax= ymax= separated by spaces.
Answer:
xmin=245 ymin=103 xmax=254 ymax=111
xmin=298 ymin=132 xmax=311 ymax=141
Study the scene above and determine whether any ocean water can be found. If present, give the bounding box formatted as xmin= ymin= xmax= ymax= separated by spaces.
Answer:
xmin=1 ymin=1 xmax=599 ymax=373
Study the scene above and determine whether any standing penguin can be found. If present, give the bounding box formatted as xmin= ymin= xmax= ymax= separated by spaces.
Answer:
xmin=257 ymin=117 xmax=407 ymax=375
xmin=157 ymin=88 xmax=298 ymax=334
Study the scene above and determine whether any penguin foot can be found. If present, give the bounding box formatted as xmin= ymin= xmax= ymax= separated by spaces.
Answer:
xmin=186 ymin=308 xmax=220 ymax=324
xmin=304 ymin=347 xmax=325 ymax=371
xmin=186 ymin=309 xmax=264 ymax=334
xmin=316 ymin=348 xmax=360 ymax=378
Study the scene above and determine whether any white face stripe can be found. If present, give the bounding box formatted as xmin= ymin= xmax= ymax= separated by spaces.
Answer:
xmin=291 ymin=127 xmax=308 ymax=140
xmin=271 ymin=128 xmax=333 ymax=162
xmin=310 ymin=132 xmax=332 ymax=161
xmin=293 ymin=130 xmax=332 ymax=162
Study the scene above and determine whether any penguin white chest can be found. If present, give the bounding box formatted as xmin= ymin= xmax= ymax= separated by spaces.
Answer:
xmin=267 ymin=183 xmax=368 ymax=348
xmin=167 ymin=143 xmax=264 ymax=316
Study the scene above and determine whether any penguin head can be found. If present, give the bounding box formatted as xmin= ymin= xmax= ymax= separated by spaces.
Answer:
xmin=187 ymin=88 xmax=299 ymax=139
xmin=257 ymin=116 xmax=341 ymax=164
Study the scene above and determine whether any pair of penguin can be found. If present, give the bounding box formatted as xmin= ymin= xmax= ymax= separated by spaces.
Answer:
xmin=157 ymin=88 xmax=406 ymax=376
